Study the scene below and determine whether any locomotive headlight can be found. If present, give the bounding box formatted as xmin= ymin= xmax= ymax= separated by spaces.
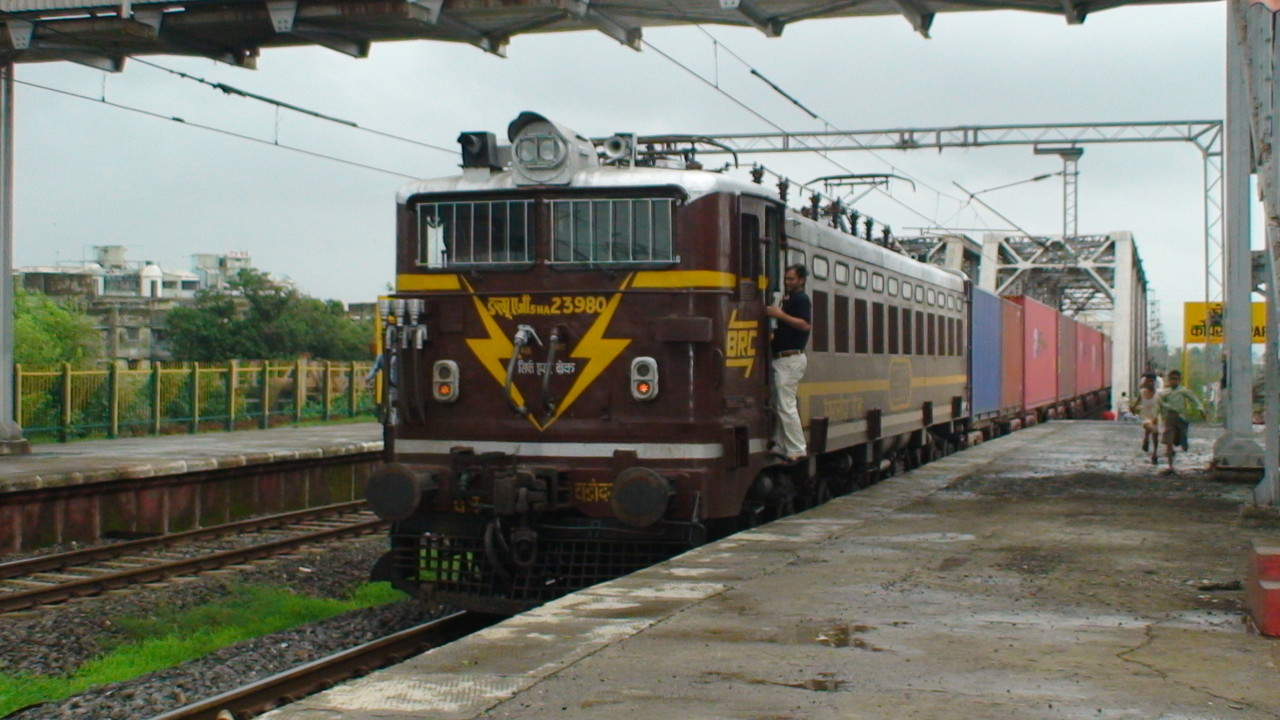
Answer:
xmin=514 ymin=134 xmax=565 ymax=169
xmin=630 ymin=357 xmax=659 ymax=401
xmin=433 ymin=360 xmax=459 ymax=402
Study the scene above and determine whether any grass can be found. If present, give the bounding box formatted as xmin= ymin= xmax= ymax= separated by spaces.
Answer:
xmin=0 ymin=581 xmax=406 ymax=716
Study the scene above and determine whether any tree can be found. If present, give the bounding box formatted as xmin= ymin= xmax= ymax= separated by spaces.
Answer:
xmin=14 ymin=288 xmax=100 ymax=367
xmin=165 ymin=269 xmax=372 ymax=362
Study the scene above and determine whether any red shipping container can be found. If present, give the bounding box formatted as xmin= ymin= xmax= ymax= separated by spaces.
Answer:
xmin=1008 ymin=296 xmax=1057 ymax=410
xmin=1057 ymin=314 xmax=1076 ymax=402
xmin=1076 ymin=324 xmax=1103 ymax=396
xmin=1000 ymin=299 xmax=1024 ymax=414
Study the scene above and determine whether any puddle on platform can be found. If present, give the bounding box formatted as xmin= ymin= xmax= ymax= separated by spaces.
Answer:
xmin=702 ymin=670 xmax=844 ymax=693
xmin=814 ymin=622 xmax=884 ymax=651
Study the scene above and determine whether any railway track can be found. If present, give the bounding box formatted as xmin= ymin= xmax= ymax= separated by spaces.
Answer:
xmin=147 ymin=611 xmax=496 ymax=720
xmin=0 ymin=501 xmax=387 ymax=613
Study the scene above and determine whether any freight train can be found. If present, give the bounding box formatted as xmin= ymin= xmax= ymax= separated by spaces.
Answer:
xmin=366 ymin=112 xmax=1110 ymax=614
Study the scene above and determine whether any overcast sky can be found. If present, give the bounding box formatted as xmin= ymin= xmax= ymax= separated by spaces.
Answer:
xmin=15 ymin=1 xmax=1228 ymax=341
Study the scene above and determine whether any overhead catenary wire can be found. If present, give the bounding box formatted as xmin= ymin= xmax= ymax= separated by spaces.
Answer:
xmin=15 ymin=78 xmax=418 ymax=179
xmin=130 ymin=58 xmax=456 ymax=156
xmin=657 ymin=2 xmax=974 ymax=208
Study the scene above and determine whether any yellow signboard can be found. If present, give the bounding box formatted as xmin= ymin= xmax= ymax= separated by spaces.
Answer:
xmin=1183 ymin=302 xmax=1266 ymax=344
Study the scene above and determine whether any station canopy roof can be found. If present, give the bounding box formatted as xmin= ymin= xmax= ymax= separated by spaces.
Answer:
xmin=0 ymin=0 xmax=1215 ymax=70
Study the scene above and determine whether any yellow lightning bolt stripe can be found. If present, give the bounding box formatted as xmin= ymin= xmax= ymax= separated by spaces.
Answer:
xmin=543 ymin=274 xmax=635 ymax=429
xmin=461 ymin=277 xmax=531 ymax=416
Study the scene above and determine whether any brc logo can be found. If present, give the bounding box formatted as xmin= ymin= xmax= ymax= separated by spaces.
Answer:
xmin=725 ymin=310 xmax=759 ymax=377
xmin=727 ymin=328 xmax=758 ymax=358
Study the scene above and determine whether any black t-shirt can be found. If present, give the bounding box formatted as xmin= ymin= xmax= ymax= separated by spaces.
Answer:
xmin=771 ymin=290 xmax=811 ymax=353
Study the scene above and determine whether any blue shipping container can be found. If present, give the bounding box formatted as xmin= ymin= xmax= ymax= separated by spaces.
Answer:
xmin=969 ymin=287 xmax=1003 ymax=418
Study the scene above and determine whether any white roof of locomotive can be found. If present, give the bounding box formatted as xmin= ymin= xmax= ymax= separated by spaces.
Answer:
xmin=397 ymin=166 xmax=779 ymax=205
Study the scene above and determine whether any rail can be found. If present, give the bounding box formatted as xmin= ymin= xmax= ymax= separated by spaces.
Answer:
xmin=14 ymin=359 xmax=377 ymax=443
xmin=0 ymin=503 xmax=387 ymax=614
xmin=148 ymin=612 xmax=496 ymax=720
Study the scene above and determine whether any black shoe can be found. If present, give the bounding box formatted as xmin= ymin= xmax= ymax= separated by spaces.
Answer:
xmin=1151 ymin=453 xmax=1158 ymax=465
xmin=1181 ymin=443 xmax=1189 ymax=452
xmin=1141 ymin=440 xmax=1149 ymax=452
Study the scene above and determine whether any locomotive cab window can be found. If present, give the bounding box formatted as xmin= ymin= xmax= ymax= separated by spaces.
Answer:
xmin=887 ymin=277 xmax=899 ymax=297
xmin=551 ymin=198 xmax=676 ymax=265
xmin=871 ymin=273 xmax=885 ymax=293
xmin=417 ymin=200 xmax=534 ymax=268
xmin=854 ymin=267 xmax=869 ymax=289
xmin=835 ymin=262 xmax=850 ymax=285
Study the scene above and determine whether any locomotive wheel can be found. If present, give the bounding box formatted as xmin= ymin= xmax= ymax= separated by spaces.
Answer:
xmin=765 ymin=475 xmax=796 ymax=520
xmin=811 ymin=478 xmax=832 ymax=507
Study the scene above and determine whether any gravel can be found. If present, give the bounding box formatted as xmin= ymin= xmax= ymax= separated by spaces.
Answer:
xmin=1 ymin=536 xmax=443 ymax=720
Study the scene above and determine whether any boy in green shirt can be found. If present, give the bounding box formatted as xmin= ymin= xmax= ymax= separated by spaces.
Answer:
xmin=1155 ymin=369 xmax=1205 ymax=474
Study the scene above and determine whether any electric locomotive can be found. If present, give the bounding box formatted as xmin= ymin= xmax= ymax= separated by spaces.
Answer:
xmin=367 ymin=112 xmax=970 ymax=614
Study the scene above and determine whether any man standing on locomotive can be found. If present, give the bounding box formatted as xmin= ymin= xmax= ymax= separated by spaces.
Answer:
xmin=766 ymin=264 xmax=812 ymax=463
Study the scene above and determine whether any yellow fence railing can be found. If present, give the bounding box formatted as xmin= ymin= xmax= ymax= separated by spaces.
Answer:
xmin=15 ymin=359 xmax=377 ymax=443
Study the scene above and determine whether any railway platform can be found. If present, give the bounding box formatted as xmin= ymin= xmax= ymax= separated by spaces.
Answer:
xmin=0 ymin=423 xmax=383 ymax=553
xmin=262 ymin=420 xmax=1280 ymax=720
xmin=0 ymin=422 xmax=382 ymax=493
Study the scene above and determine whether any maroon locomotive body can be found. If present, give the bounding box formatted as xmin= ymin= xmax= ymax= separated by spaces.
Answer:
xmin=368 ymin=113 xmax=971 ymax=613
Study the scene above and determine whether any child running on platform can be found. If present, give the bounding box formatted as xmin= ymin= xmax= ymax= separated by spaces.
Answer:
xmin=1155 ymin=369 xmax=1205 ymax=474
xmin=1129 ymin=376 xmax=1160 ymax=460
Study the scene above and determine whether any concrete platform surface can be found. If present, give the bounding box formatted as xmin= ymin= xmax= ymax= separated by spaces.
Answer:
xmin=262 ymin=421 xmax=1280 ymax=720
xmin=0 ymin=423 xmax=382 ymax=492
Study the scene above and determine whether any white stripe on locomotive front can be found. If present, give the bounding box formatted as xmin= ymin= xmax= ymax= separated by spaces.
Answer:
xmin=397 ymin=439 xmax=741 ymax=459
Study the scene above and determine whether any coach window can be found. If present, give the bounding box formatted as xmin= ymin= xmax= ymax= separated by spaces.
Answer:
xmin=854 ymin=267 xmax=869 ymax=289
xmin=902 ymin=281 xmax=913 ymax=300
xmin=946 ymin=317 xmax=955 ymax=356
xmin=834 ymin=294 xmax=850 ymax=353
xmin=812 ymin=290 xmax=830 ymax=352
xmin=812 ymin=255 xmax=830 ymax=280
xmin=915 ymin=312 xmax=925 ymax=355
xmin=927 ymin=288 xmax=937 ymax=306
xmin=872 ymin=302 xmax=885 ymax=354
xmin=957 ymin=318 xmax=966 ymax=355
xmin=927 ymin=314 xmax=937 ymax=356
xmin=854 ymin=298 xmax=869 ymax=353
xmin=887 ymin=304 xmax=900 ymax=354
xmin=902 ymin=308 xmax=913 ymax=354
xmin=871 ymin=273 xmax=885 ymax=293
xmin=787 ymin=248 xmax=805 ymax=269
xmin=887 ymin=277 xmax=900 ymax=297
xmin=915 ymin=285 xmax=925 ymax=303
xmin=835 ymin=262 xmax=850 ymax=285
